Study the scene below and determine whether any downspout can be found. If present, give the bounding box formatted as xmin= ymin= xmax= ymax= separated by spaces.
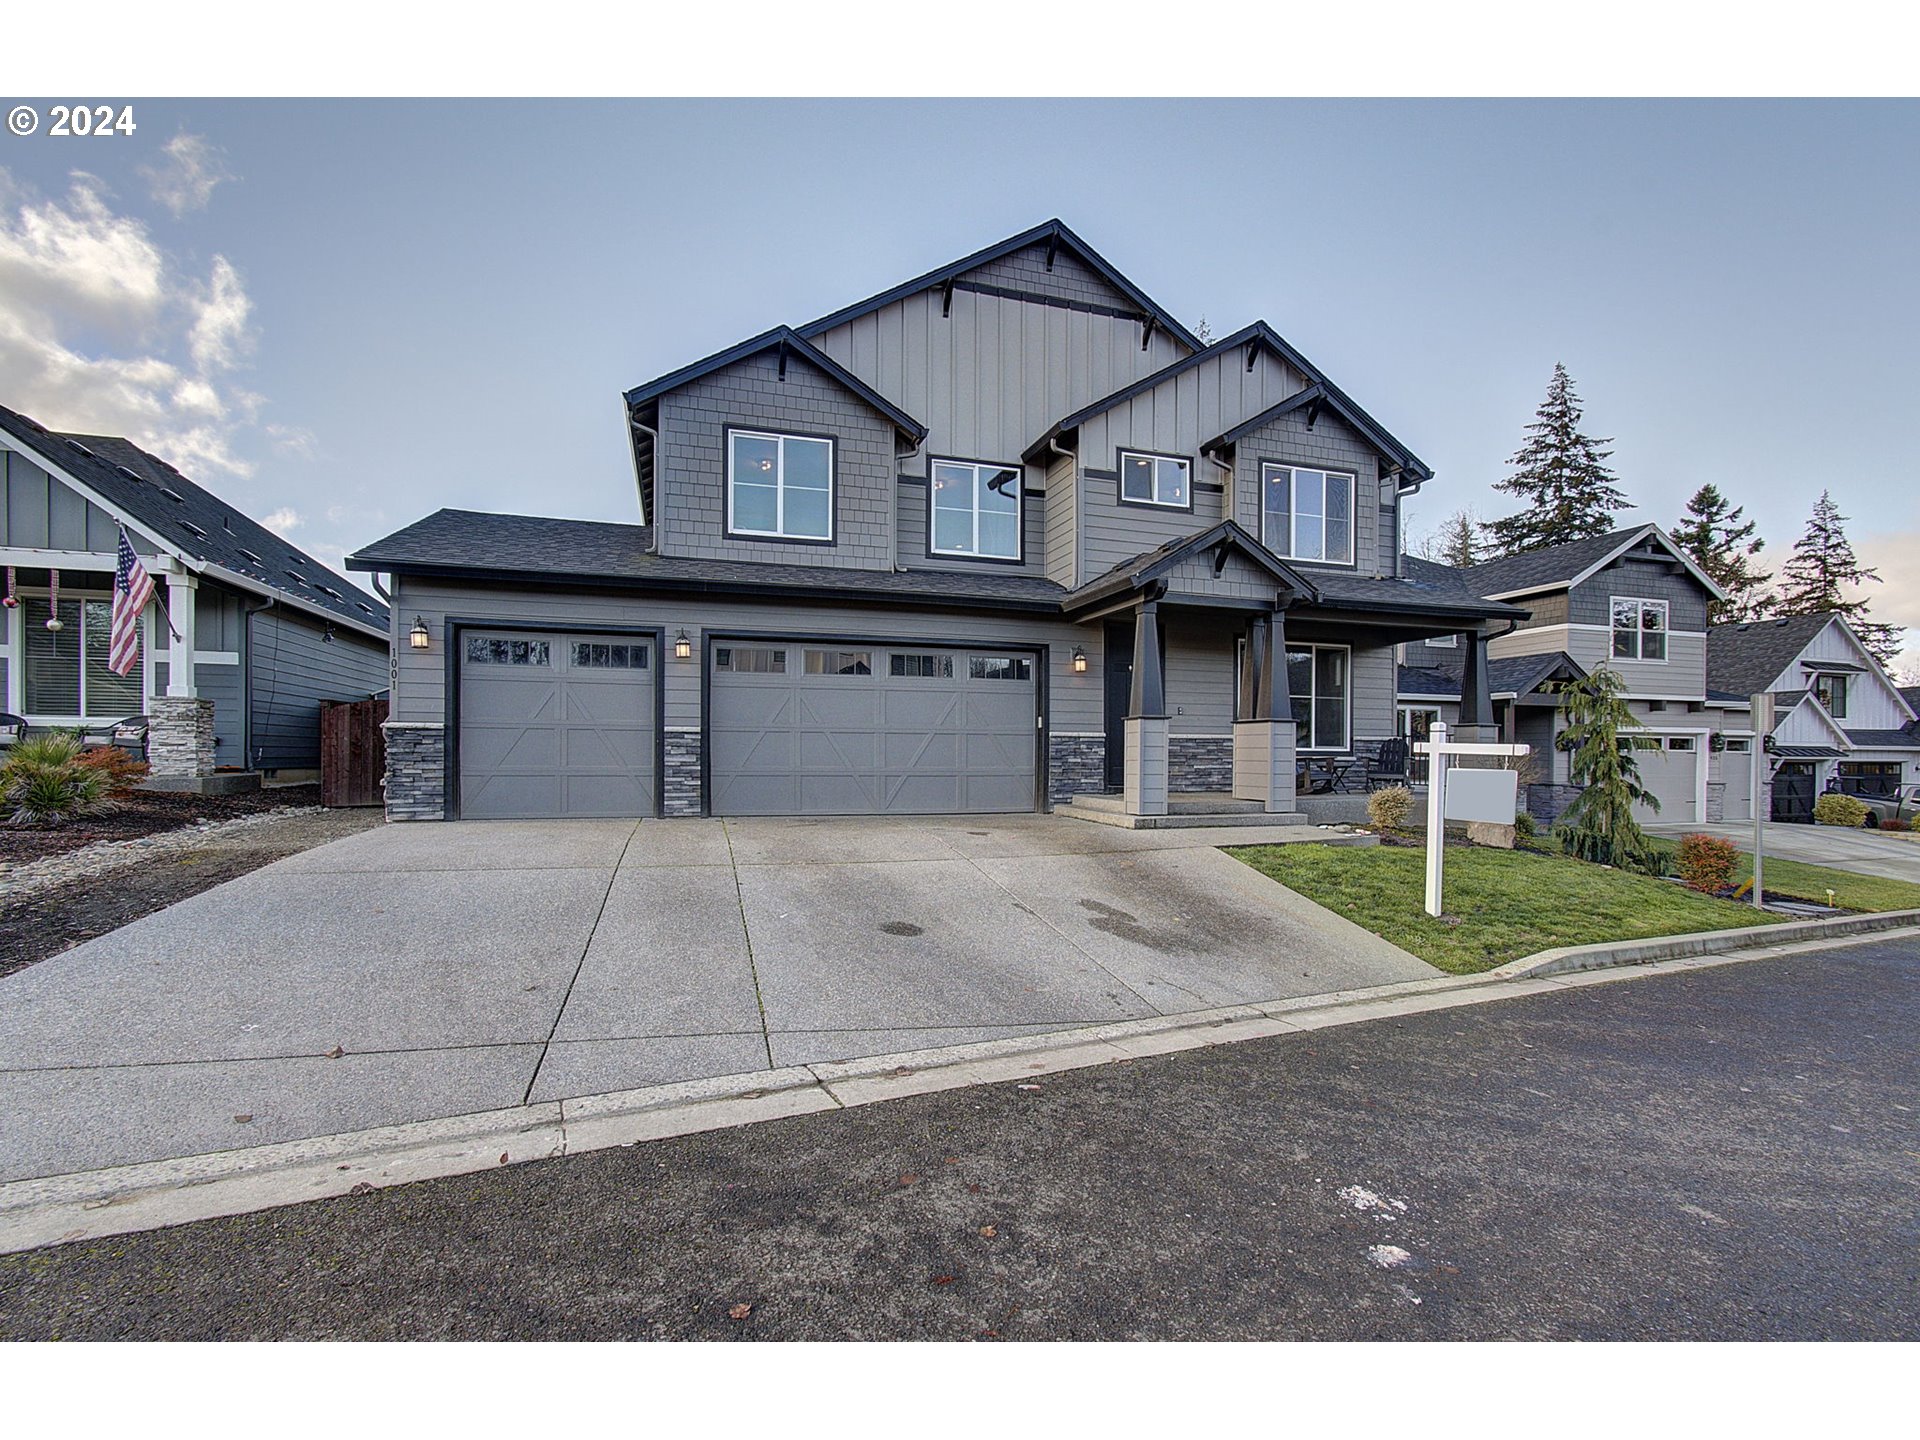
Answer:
xmin=1048 ymin=436 xmax=1077 ymax=589
xmin=1202 ymin=444 xmax=1235 ymax=525
xmin=240 ymin=594 xmax=277 ymax=772
xmin=369 ymin=573 xmax=391 ymax=603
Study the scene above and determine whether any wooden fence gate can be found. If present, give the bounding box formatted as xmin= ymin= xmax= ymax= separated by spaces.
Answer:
xmin=320 ymin=696 xmax=388 ymax=807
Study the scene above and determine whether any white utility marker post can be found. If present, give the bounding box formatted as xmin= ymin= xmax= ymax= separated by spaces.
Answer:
xmin=1750 ymin=692 xmax=1774 ymax=909
xmin=1414 ymin=720 xmax=1532 ymax=918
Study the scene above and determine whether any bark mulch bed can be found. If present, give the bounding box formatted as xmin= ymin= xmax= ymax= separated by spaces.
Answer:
xmin=0 ymin=784 xmax=323 ymax=866
xmin=0 ymin=805 xmax=381 ymax=980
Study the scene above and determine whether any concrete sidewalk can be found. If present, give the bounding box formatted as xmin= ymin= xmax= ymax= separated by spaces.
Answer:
xmin=0 ymin=814 xmax=1420 ymax=1182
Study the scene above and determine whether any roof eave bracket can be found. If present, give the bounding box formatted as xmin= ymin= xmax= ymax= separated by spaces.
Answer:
xmin=941 ymin=278 xmax=956 ymax=318
xmin=1141 ymin=315 xmax=1157 ymax=352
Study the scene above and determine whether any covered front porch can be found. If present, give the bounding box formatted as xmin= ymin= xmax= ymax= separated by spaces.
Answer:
xmin=1050 ymin=525 xmax=1520 ymax=827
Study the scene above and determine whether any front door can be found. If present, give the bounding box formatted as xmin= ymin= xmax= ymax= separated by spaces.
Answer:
xmin=1102 ymin=619 xmax=1132 ymax=791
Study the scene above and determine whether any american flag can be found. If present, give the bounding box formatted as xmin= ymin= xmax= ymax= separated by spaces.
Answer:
xmin=109 ymin=528 xmax=155 ymax=676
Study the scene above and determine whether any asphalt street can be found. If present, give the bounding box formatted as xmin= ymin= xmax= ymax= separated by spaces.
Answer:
xmin=3 ymin=937 xmax=1914 ymax=1340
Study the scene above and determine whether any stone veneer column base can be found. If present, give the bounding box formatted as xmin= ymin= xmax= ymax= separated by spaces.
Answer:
xmin=1047 ymin=734 xmax=1106 ymax=804
xmin=1232 ymin=720 xmax=1298 ymax=813
xmin=383 ymin=722 xmax=446 ymax=821
xmin=147 ymin=696 xmax=217 ymax=780
xmin=662 ymin=729 xmax=704 ymax=817
xmin=1123 ymin=716 xmax=1169 ymax=817
xmin=1169 ymin=736 xmax=1233 ymax=793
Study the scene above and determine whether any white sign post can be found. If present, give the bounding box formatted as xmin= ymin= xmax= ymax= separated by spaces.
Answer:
xmin=1413 ymin=721 xmax=1532 ymax=918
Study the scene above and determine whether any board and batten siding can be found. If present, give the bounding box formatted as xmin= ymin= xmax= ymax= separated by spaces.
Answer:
xmin=247 ymin=608 xmax=388 ymax=770
xmin=0 ymin=445 xmax=160 ymax=555
xmin=1226 ymin=403 xmax=1392 ymax=579
xmin=656 ymin=349 xmax=899 ymax=571
xmin=808 ymin=247 xmax=1192 ymax=475
xmin=1771 ymin=618 xmax=1913 ymax=729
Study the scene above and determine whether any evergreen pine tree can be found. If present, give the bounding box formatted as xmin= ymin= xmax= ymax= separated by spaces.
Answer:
xmin=1671 ymin=483 xmax=1770 ymax=624
xmin=1773 ymin=491 xmax=1904 ymax=664
xmin=1556 ymin=668 xmax=1662 ymax=874
xmin=1484 ymin=364 xmax=1629 ymax=557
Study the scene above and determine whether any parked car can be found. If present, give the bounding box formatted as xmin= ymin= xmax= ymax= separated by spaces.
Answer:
xmin=1857 ymin=784 xmax=1920 ymax=827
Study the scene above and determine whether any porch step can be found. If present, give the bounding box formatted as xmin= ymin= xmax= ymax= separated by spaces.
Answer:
xmin=1065 ymin=791 xmax=1265 ymax=816
xmin=1057 ymin=794 xmax=1309 ymax=829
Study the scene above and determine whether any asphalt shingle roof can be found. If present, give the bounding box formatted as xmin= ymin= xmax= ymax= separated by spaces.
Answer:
xmin=1705 ymin=613 xmax=1839 ymax=699
xmin=0 ymin=402 xmax=389 ymax=634
xmin=1396 ymin=650 xmax=1584 ymax=700
xmin=1843 ymin=729 xmax=1920 ymax=749
xmin=349 ymin=509 xmax=1070 ymax=610
xmin=1455 ymin=527 xmax=1648 ymax=599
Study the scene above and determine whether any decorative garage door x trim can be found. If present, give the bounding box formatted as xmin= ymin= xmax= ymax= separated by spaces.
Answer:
xmin=445 ymin=617 xmax=666 ymax=821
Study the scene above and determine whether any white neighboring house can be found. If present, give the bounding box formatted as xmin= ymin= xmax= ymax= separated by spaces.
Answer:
xmin=1705 ymin=611 xmax=1920 ymax=822
xmin=0 ymin=401 xmax=391 ymax=789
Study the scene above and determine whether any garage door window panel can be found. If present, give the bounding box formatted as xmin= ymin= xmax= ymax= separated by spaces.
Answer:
xmin=727 ymin=430 xmax=834 ymax=542
xmin=805 ymin=649 xmax=872 ymax=676
xmin=715 ymin=646 xmax=787 ymax=674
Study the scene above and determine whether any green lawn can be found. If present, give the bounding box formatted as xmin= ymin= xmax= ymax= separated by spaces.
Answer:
xmin=1643 ymin=839 xmax=1920 ymax=916
xmin=1230 ymin=841 xmax=1784 ymax=975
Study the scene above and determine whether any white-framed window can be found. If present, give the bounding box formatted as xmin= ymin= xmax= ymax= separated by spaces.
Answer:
xmin=1724 ymin=737 xmax=1752 ymax=754
xmin=930 ymin=460 xmax=1021 ymax=560
xmin=727 ymin=429 xmax=834 ymax=541
xmin=1610 ymin=596 xmax=1668 ymax=661
xmin=22 ymin=595 xmax=144 ymax=718
xmin=1286 ymin=644 xmax=1351 ymax=751
xmin=1666 ymin=736 xmax=1697 ymax=752
xmin=1118 ymin=451 xmax=1190 ymax=509
xmin=1262 ymin=463 xmax=1356 ymax=564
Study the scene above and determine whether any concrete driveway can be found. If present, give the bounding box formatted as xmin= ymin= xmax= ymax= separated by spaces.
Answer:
xmin=1646 ymin=821 xmax=1920 ymax=884
xmin=0 ymin=815 xmax=1428 ymax=1182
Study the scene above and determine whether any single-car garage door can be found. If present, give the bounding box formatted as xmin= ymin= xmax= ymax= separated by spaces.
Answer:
xmin=459 ymin=630 xmax=656 ymax=819
xmin=1631 ymin=735 xmax=1701 ymax=825
xmin=710 ymin=641 xmax=1038 ymax=815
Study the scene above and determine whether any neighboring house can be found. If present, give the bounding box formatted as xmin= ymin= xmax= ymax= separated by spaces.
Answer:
xmin=350 ymin=218 xmax=1522 ymax=823
xmin=1397 ymin=524 xmax=1753 ymax=826
xmin=1705 ymin=611 xmax=1920 ymax=822
xmin=0 ymin=402 xmax=391 ymax=789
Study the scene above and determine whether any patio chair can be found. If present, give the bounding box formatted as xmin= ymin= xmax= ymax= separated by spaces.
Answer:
xmin=1365 ymin=738 xmax=1412 ymax=790
xmin=106 ymin=714 xmax=150 ymax=760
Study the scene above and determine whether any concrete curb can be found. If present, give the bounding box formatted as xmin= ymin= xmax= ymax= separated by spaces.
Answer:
xmin=4 ymin=918 xmax=1916 ymax=1256
xmin=1489 ymin=907 xmax=1920 ymax=977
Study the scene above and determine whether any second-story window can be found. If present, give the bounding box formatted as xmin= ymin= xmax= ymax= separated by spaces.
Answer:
xmin=1611 ymin=597 xmax=1668 ymax=661
xmin=930 ymin=460 xmax=1021 ymax=560
xmin=1119 ymin=451 xmax=1190 ymax=509
xmin=727 ymin=429 xmax=834 ymax=541
xmin=1262 ymin=463 xmax=1355 ymax=564
xmin=1813 ymin=672 xmax=1849 ymax=718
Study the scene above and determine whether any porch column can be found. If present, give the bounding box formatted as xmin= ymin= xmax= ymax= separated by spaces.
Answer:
xmin=150 ymin=567 xmax=216 ymax=783
xmin=1457 ymin=628 xmax=1497 ymax=740
xmin=1123 ymin=596 xmax=1168 ymax=816
xmin=1233 ymin=606 xmax=1298 ymax=813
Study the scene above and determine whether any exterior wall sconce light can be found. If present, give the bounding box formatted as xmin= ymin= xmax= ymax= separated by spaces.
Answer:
xmin=1071 ymin=646 xmax=1088 ymax=674
xmin=674 ymin=629 xmax=693 ymax=660
xmin=409 ymin=616 xmax=430 ymax=650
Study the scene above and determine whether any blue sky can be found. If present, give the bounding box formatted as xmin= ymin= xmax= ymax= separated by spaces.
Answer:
xmin=1 ymin=99 xmax=1914 ymax=667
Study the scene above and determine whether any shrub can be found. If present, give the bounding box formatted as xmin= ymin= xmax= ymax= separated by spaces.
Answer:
xmin=1366 ymin=784 xmax=1415 ymax=832
xmin=1813 ymin=792 xmax=1869 ymax=828
xmin=75 ymin=744 xmax=151 ymax=793
xmin=0 ymin=732 xmax=113 ymax=825
xmin=1513 ymin=810 xmax=1537 ymax=838
xmin=1675 ymin=832 xmax=1740 ymax=894
xmin=1555 ymin=668 xmax=1664 ymax=874
xmin=1882 ymin=815 xmax=1911 ymax=833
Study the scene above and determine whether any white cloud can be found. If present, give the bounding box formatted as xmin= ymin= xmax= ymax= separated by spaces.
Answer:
xmin=0 ymin=167 xmax=275 ymax=478
xmin=138 ymin=134 xmax=233 ymax=218
xmin=261 ymin=507 xmax=303 ymax=537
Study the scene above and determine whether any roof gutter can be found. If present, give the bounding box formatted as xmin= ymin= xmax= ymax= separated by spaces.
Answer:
xmin=199 ymin=561 xmax=388 ymax=642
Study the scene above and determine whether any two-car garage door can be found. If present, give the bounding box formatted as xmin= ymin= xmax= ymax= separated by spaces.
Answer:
xmin=457 ymin=631 xmax=1038 ymax=819
xmin=709 ymin=641 xmax=1037 ymax=816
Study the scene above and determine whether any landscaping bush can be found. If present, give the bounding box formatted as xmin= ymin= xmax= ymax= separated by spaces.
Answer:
xmin=0 ymin=732 xmax=114 ymax=825
xmin=1513 ymin=811 xmax=1537 ymax=838
xmin=76 ymin=745 xmax=152 ymax=793
xmin=1813 ymin=792 xmax=1869 ymax=828
xmin=1366 ymin=784 xmax=1415 ymax=832
xmin=1675 ymin=832 xmax=1740 ymax=894
xmin=1882 ymin=815 xmax=1912 ymax=833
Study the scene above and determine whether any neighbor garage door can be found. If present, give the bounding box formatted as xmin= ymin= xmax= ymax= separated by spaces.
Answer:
xmin=709 ymin=641 xmax=1037 ymax=815
xmin=1631 ymin=735 xmax=1701 ymax=825
xmin=458 ymin=630 xmax=656 ymax=819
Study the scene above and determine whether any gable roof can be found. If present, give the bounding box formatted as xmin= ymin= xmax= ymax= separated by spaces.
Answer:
xmin=1064 ymin=520 xmax=1317 ymax=613
xmin=795 ymin=218 xmax=1202 ymax=353
xmin=1021 ymin=321 xmax=1432 ymax=484
xmin=1398 ymin=648 xmax=1587 ymax=702
xmin=1706 ymin=612 xmax=1844 ymax=699
xmin=621 ymin=325 xmax=928 ymax=443
xmin=1459 ymin=524 xmax=1726 ymax=603
xmin=0 ymin=401 xmax=388 ymax=638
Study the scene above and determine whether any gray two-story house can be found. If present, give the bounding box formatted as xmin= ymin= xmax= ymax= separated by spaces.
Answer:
xmin=1396 ymin=524 xmax=1754 ymax=826
xmin=351 ymin=220 xmax=1520 ymax=824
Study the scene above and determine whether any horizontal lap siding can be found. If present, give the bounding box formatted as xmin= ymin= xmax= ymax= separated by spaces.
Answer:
xmin=249 ymin=610 xmax=389 ymax=770
xmin=392 ymin=578 xmax=1111 ymax=736
xmin=1044 ymin=449 xmax=1077 ymax=588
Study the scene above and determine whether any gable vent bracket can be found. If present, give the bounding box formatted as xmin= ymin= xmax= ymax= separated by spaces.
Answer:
xmin=1141 ymin=315 xmax=1158 ymax=352
xmin=1304 ymin=397 xmax=1324 ymax=430
xmin=775 ymin=340 xmax=789 ymax=382
xmin=1246 ymin=342 xmax=1259 ymax=373
xmin=1044 ymin=233 xmax=1059 ymax=271
xmin=941 ymin=278 xmax=956 ymax=318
